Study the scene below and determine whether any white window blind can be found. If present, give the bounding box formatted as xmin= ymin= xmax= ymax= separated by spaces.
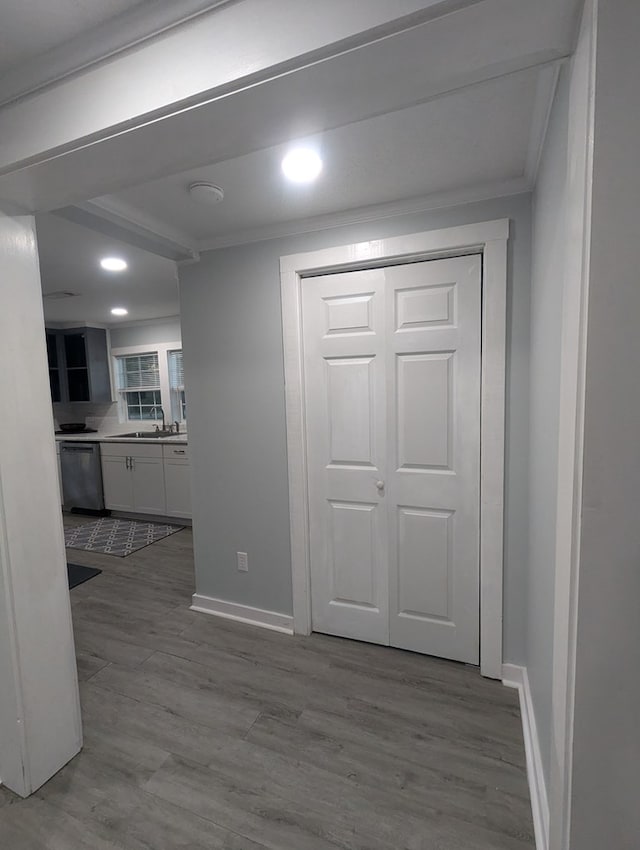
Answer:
xmin=117 ymin=353 xmax=161 ymax=391
xmin=168 ymin=350 xmax=186 ymax=421
xmin=116 ymin=353 xmax=163 ymax=421
xmin=168 ymin=350 xmax=184 ymax=391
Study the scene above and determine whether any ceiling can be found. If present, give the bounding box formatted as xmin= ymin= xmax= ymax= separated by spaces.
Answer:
xmin=106 ymin=68 xmax=541 ymax=247
xmin=37 ymin=214 xmax=179 ymax=325
xmin=15 ymin=0 xmax=582 ymax=325
xmin=37 ymin=64 xmax=543 ymax=325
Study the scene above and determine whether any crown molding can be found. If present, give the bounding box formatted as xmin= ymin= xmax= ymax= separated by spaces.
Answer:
xmin=107 ymin=314 xmax=181 ymax=330
xmin=45 ymin=321 xmax=110 ymax=330
xmin=0 ymin=1 xmax=234 ymax=108
xmin=55 ymin=177 xmax=531 ymax=264
xmin=194 ymin=176 xmax=531 ymax=254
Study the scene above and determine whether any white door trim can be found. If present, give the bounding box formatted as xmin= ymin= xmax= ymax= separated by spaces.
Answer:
xmin=280 ymin=219 xmax=509 ymax=679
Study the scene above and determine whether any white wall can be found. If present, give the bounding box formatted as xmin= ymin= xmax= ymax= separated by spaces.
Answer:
xmin=109 ymin=316 xmax=181 ymax=349
xmin=179 ymin=194 xmax=531 ymax=662
xmin=569 ymin=1 xmax=640 ymax=846
xmin=527 ymin=65 xmax=570 ymax=789
xmin=547 ymin=2 xmax=596 ymax=844
xmin=529 ymin=2 xmax=640 ymax=845
xmin=0 ymin=211 xmax=82 ymax=795
xmin=525 ymin=11 xmax=600 ymax=843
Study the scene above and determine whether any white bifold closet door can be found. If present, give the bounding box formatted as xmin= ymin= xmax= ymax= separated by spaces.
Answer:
xmin=302 ymin=255 xmax=481 ymax=664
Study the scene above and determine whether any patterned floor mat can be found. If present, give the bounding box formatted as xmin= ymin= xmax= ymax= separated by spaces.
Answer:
xmin=65 ymin=517 xmax=184 ymax=557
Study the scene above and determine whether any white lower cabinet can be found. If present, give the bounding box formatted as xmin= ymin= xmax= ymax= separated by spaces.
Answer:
xmin=101 ymin=454 xmax=134 ymax=511
xmin=163 ymin=445 xmax=191 ymax=519
xmin=101 ymin=443 xmax=166 ymax=515
xmin=100 ymin=441 xmax=190 ymax=518
xmin=131 ymin=456 xmax=166 ymax=514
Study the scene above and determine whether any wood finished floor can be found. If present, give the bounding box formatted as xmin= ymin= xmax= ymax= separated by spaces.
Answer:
xmin=0 ymin=513 xmax=534 ymax=849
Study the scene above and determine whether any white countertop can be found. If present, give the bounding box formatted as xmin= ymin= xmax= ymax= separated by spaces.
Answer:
xmin=55 ymin=431 xmax=188 ymax=445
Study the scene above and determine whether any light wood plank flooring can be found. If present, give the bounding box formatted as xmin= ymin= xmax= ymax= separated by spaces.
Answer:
xmin=0 ymin=513 xmax=534 ymax=849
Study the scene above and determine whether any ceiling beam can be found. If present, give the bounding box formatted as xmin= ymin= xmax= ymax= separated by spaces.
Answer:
xmin=0 ymin=0 xmax=467 ymax=175
xmin=0 ymin=1 xmax=235 ymax=108
xmin=0 ymin=1 xmax=579 ymax=213
xmin=54 ymin=199 xmax=199 ymax=263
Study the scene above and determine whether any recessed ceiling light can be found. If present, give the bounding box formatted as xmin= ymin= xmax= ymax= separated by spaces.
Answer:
xmin=281 ymin=148 xmax=323 ymax=183
xmin=100 ymin=257 xmax=127 ymax=272
xmin=111 ymin=307 xmax=128 ymax=316
xmin=188 ymin=182 xmax=225 ymax=205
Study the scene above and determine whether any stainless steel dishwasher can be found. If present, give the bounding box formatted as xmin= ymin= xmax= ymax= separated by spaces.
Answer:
xmin=60 ymin=441 xmax=105 ymax=511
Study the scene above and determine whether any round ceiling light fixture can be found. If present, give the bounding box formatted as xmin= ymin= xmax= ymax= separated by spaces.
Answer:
xmin=188 ymin=182 xmax=225 ymax=205
xmin=281 ymin=148 xmax=322 ymax=183
xmin=111 ymin=307 xmax=128 ymax=316
xmin=100 ymin=256 xmax=127 ymax=272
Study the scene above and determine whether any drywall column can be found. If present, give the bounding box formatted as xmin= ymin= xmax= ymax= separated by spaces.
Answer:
xmin=545 ymin=2 xmax=596 ymax=847
xmin=0 ymin=211 xmax=82 ymax=796
xmin=564 ymin=1 xmax=640 ymax=847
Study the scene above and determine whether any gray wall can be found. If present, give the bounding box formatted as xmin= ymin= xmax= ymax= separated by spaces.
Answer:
xmin=526 ymin=66 xmax=570 ymax=787
xmin=570 ymin=1 xmax=640 ymax=845
xmin=180 ymin=194 xmax=531 ymax=662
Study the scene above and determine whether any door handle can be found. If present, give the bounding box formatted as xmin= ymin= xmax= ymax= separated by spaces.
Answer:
xmin=376 ymin=480 xmax=385 ymax=491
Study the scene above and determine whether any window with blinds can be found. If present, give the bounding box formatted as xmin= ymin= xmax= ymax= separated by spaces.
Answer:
xmin=116 ymin=353 xmax=163 ymax=420
xmin=168 ymin=350 xmax=186 ymax=421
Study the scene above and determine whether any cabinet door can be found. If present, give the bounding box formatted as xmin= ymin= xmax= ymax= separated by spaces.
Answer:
xmin=47 ymin=332 xmax=62 ymax=402
xmin=164 ymin=458 xmax=192 ymax=518
xmin=63 ymin=333 xmax=90 ymax=402
xmin=131 ymin=456 xmax=166 ymax=515
xmin=101 ymin=455 xmax=134 ymax=511
xmin=84 ymin=327 xmax=112 ymax=403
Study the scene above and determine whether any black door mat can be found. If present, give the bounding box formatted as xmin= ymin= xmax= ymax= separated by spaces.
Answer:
xmin=67 ymin=562 xmax=102 ymax=589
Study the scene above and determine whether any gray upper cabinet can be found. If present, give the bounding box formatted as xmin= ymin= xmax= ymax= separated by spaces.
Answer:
xmin=46 ymin=327 xmax=112 ymax=403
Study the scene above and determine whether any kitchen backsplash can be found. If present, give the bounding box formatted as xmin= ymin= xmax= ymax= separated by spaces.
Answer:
xmin=53 ymin=402 xmax=135 ymax=435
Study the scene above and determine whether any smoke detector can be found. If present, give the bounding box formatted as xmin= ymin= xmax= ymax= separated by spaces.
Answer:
xmin=188 ymin=182 xmax=224 ymax=205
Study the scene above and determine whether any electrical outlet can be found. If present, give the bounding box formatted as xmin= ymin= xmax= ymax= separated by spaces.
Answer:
xmin=237 ymin=552 xmax=248 ymax=572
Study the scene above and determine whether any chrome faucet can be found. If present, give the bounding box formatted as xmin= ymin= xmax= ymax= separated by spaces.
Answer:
xmin=149 ymin=406 xmax=166 ymax=431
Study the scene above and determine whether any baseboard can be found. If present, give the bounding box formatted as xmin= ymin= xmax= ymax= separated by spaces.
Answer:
xmin=190 ymin=594 xmax=294 ymax=635
xmin=503 ymin=664 xmax=549 ymax=850
xmin=111 ymin=510 xmax=192 ymax=526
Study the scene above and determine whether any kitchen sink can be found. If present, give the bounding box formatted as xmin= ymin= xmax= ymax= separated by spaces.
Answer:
xmin=107 ymin=430 xmax=182 ymax=439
